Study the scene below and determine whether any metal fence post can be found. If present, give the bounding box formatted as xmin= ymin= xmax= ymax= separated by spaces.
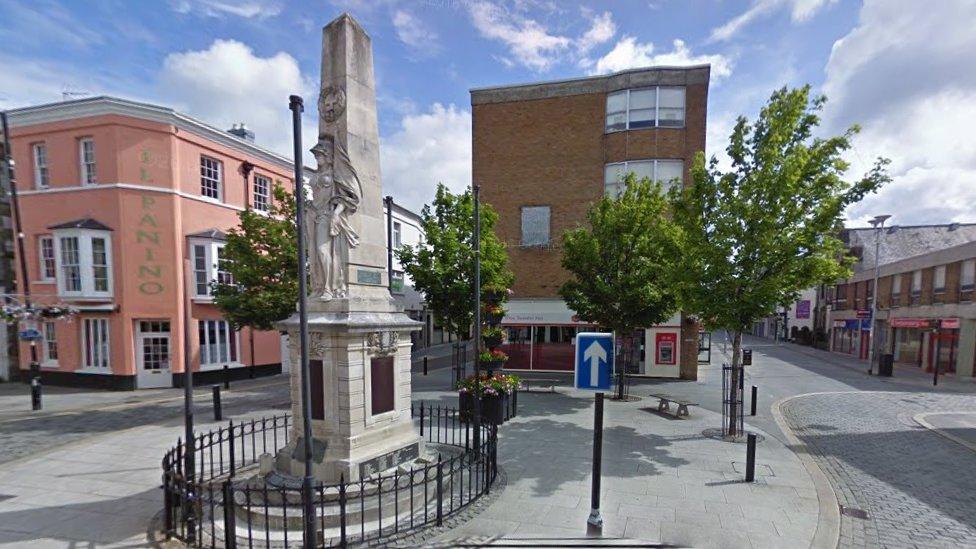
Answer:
xmin=228 ymin=421 xmax=236 ymax=478
xmin=222 ymin=480 xmax=237 ymax=548
xmin=162 ymin=467 xmax=173 ymax=538
xmin=436 ymin=454 xmax=444 ymax=526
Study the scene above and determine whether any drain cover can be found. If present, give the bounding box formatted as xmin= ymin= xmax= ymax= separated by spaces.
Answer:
xmin=840 ymin=505 xmax=869 ymax=520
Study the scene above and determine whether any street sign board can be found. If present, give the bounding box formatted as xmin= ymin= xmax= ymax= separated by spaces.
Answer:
xmin=18 ymin=329 xmax=42 ymax=341
xmin=575 ymin=332 xmax=613 ymax=392
xmin=856 ymin=309 xmax=872 ymax=319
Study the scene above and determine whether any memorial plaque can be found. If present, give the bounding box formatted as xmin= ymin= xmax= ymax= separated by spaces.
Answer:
xmin=356 ymin=268 xmax=383 ymax=285
xmin=370 ymin=356 xmax=395 ymax=415
xmin=358 ymin=443 xmax=420 ymax=477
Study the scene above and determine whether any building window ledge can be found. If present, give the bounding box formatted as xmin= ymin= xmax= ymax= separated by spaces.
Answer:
xmin=75 ymin=368 xmax=113 ymax=375
xmin=199 ymin=361 xmax=243 ymax=372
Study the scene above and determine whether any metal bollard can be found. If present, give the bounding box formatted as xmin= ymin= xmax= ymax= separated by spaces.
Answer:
xmin=745 ymin=433 xmax=757 ymax=482
xmin=751 ymin=385 xmax=758 ymax=416
xmin=423 ymin=356 xmax=428 ymax=376
xmin=212 ymin=385 xmax=222 ymax=421
xmin=223 ymin=364 xmax=230 ymax=389
xmin=30 ymin=378 xmax=42 ymax=411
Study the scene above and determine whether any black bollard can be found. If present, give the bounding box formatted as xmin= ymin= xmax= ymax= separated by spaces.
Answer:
xmin=223 ymin=364 xmax=230 ymax=390
xmin=751 ymin=385 xmax=758 ymax=416
xmin=212 ymin=385 xmax=222 ymax=421
xmin=30 ymin=378 xmax=42 ymax=411
xmin=423 ymin=356 xmax=428 ymax=376
xmin=745 ymin=433 xmax=757 ymax=482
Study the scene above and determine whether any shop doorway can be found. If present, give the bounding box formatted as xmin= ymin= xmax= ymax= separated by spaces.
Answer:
xmin=927 ymin=332 xmax=959 ymax=374
xmin=136 ymin=320 xmax=172 ymax=389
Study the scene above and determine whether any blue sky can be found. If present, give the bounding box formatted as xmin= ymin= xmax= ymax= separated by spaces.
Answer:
xmin=2 ymin=0 xmax=974 ymax=225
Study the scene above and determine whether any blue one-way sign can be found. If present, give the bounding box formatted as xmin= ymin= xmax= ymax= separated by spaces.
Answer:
xmin=575 ymin=332 xmax=613 ymax=392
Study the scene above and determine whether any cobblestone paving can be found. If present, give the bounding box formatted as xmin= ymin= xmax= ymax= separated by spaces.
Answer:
xmin=782 ymin=391 xmax=976 ymax=549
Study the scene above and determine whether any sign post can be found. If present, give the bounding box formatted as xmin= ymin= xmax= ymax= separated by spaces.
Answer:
xmin=575 ymin=332 xmax=613 ymax=532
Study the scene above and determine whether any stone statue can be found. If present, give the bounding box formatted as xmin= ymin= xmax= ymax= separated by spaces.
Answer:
xmin=306 ymin=133 xmax=362 ymax=300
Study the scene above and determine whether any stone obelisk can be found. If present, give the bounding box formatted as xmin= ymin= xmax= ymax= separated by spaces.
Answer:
xmin=277 ymin=13 xmax=422 ymax=483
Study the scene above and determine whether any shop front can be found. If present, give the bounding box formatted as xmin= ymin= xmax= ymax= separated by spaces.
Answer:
xmin=832 ymin=318 xmax=870 ymax=359
xmin=499 ymin=299 xmax=683 ymax=378
xmin=890 ymin=317 xmax=960 ymax=373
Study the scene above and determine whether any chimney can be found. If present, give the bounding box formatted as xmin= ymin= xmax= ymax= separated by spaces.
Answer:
xmin=227 ymin=122 xmax=255 ymax=142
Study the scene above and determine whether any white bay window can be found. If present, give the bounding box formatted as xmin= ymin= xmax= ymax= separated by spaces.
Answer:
xmin=190 ymin=238 xmax=231 ymax=300
xmin=51 ymin=224 xmax=113 ymax=299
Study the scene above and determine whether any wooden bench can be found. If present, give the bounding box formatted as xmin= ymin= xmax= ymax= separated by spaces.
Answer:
xmin=519 ymin=378 xmax=556 ymax=393
xmin=649 ymin=393 xmax=698 ymax=417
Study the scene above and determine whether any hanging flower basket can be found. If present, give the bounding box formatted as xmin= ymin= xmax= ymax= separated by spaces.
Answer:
xmin=482 ymin=326 xmax=504 ymax=348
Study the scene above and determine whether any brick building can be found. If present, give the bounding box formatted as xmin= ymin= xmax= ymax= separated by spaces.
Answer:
xmin=4 ymin=96 xmax=295 ymax=389
xmin=471 ymin=65 xmax=710 ymax=379
xmin=829 ymin=225 xmax=976 ymax=377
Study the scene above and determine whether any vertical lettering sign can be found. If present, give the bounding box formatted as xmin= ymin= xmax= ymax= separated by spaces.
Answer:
xmin=136 ymin=195 xmax=164 ymax=295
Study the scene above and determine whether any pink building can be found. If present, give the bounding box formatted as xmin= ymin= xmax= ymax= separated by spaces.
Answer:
xmin=5 ymin=96 xmax=294 ymax=389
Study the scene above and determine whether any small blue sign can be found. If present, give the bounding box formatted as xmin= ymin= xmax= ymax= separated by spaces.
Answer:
xmin=18 ymin=329 xmax=42 ymax=341
xmin=575 ymin=332 xmax=613 ymax=392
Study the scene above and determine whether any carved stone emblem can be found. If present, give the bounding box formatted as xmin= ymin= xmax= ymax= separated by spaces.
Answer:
xmin=366 ymin=331 xmax=398 ymax=356
xmin=310 ymin=332 xmax=329 ymax=357
xmin=319 ymin=86 xmax=346 ymax=123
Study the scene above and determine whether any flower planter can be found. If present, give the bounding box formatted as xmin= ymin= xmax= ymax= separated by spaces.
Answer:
xmin=484 ymin=312 xmax=504 ymax=325
xmin=483 ymin=290 xmax=506 ymax=302
xmin=481 ymin=393 xmax=506 ymax=425
xmin=459 ymin=390 xmax=475 ymax=422
xmin=483 ymin=333 xmax=503 ymax=347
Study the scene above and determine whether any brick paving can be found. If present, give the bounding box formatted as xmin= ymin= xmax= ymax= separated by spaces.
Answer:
xmin=782 ymin=391 xmax=976 ymax=548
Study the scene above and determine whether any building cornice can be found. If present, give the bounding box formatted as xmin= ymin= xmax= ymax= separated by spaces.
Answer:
xmin=4 ymin=96 xmax=293 ymax=170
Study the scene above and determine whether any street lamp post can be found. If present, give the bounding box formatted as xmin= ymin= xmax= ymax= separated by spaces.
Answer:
xmin=867 ymin=214 xmax=891 ymax=375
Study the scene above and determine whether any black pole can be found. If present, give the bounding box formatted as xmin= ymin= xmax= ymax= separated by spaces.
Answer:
xmin=745 ymin=433 xmax=757 ymax=482
xmin=423 ymin=355 xmax=428 ymax=376
xmin=932 ymin=330 xmax=940 ymax=386
xmin=751 ymin=385 xmax=757 ymax=416
xmin=212 ymin=385 xmax=222 ymax=421
xmin=180 ymin=258 xmax=196 ymax=539
xmin=1 ymin=112 xmax=41 ymax=405
xmin=223 ymin=363 xmax=230 ymax=390
xmin=472 ymin=185 xmax=482 ymax=452
xmin=289 ymin=94 xmax=316 ymax=548
xmin=588 ymin=392 xmax=604 ymax=531
xmin=385 ymin=195 xmax=394 ymax=295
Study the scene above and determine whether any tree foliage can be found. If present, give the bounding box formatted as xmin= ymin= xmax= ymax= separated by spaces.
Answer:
xmin=213 ymin=184 xmax=298 ymax=331
xmin=396 ymin=184 xmax=513 ymax=339
xmin=560 ymin=174 xmax=683 ymax=335
xmin=671 ymin=85 xmax=890 ymax=363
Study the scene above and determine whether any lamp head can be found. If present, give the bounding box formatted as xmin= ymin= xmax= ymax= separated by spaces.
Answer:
xmin=869 ymin=214 xmax=892 ymax=228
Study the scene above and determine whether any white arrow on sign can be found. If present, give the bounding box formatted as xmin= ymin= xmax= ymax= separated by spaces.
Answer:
xmin=584 ymin=340 xmax=607 ymax=387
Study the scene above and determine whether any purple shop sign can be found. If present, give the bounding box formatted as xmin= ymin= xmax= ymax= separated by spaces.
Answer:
xmin=795 ymin=299 xmax=811 ymax=319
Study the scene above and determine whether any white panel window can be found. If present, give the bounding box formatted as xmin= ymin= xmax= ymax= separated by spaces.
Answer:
xmin=33 ymin=143 xmax=49 ymax=189
xmin=962 ymin=259 xmax=975 ymax=291
xmin=891 ymin=274 xmax=901 ymax=295
xmin=82 ymin=318 xmax=110 ymax=369
xmin=200 ymin=156 xmax=223 ymax=200
xmin=934 ymin=265 xmax=946 ymax=293
xmin=605 ymin=159 xmax=684 ymax=196
xmin=199 ymin=319 xmax=238 ymax=368
xmin=393 ymin=222 xmax=402 ymax=248
xmin=79 ymin=138 xmax=96 ymax=185
xmin=38 ymin=236 xmax=56 ymax=281
xmin=605 ymin=87 xmax=686 ymax=131
xmin=911 ymin=270 xmax=922 ymax=295
xmin=253 ymin=174 xmax=270 ymax=212
xmin=42 ymin=321 xmax=58 ymax=365
xmin=520 ymin=206 xmax=550 ymax=247
xmin=190 ymin=240 xmax=229 ymax=299
xmin=54 ymin=230 xmax=113 ymax=299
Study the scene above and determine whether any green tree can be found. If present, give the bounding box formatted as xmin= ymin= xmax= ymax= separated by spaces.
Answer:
xmin=397 ymin=184 xmax=513 ymax=353
xmin=213 ymin=183 xmax=298 ymax=331
xmin=560 ymin=174 xmax=684 ymax=397
xmin=671 ymin=86 xmax=890 ymax=435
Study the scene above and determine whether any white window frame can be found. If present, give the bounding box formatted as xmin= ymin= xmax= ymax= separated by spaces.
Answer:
xmin=253 ymin=174 xmax=271 ymax=212
xmin=891 ymin=273 xmax=901 ymax=306
xmin=189 ymin=239 xmax=229 ymax=300
xmin=38 ymin=235 xmax=56 ymax=281
xmin=33 ymin=143 xmax=49 ymax=189
xmin=605 ymin=86 xmax=686 ymax=132
xmin=604 ymin=159 xmax=684 ymax=197
xmin=41 ymin=321 xmax=58 ymax=367
xmin=79 ymin=137 xmax=96 ymax=185
xmin=53 ymin=229 xmax=113 ymax=300
xmin=520 ymin=206 xmax=551 ymax=247
xmin=961 ymin=259 xmax=975 ymax=292
xmin=911 ymin=270 xmax=922 ymax=296
xmin=934 ymin=265 xmax=946 ymax=294
xmin=198 ymin=319 xmax=240 ymax=370
xmin=80 ymin=317 xmax=111 ymax=372
xmin=200 ymin=155 xmax=223 ymax=201
xmin=393 ymin=221 xmax=402 ymax=249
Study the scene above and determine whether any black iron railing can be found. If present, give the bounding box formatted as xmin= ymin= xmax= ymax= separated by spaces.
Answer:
xmin=161 ymin=402 xmax=498 ymax=548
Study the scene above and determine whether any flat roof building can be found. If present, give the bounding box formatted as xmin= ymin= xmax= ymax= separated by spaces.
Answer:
xmin=471 ymin=65 xmax=710 ymax=378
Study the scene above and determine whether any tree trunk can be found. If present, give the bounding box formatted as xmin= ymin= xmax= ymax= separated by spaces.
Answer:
xmin=728 ymin=330 xmax=742 ymax=437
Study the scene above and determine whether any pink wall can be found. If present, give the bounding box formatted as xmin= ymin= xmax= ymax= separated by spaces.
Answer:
xmin=11 ymin=112 xmax=294 ymax=385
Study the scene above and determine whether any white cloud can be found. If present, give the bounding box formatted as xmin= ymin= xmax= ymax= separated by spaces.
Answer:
xmin=170 ymin=0 xmax=282 ymax=19
xmin=709 ymin=0 xmax=836 ymax=42
xmin=589 ymin=38 xmax=733 ymax=80
xmin=380 ymin=103 xmax=471 ymax=212
xmin=823 ymin=0 xmax=976 ymax=224
xmin=576 ymin=10 xmax=616 ymax=54
xmin=468 ymin=1 xmax=572 ymax=71
xmin=393 ymin=9 xmax=439 ymax=56
xmin=160 ymin=40 xmax=314 ymax=158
